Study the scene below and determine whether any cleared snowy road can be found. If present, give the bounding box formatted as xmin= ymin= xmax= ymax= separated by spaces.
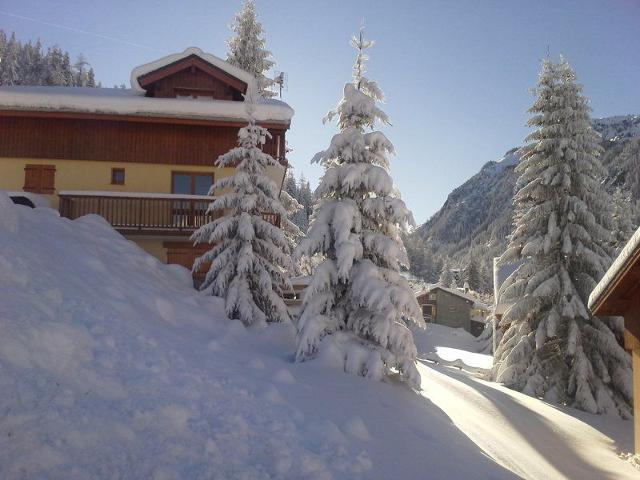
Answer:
xmin=419 ymin=361 xmax=638 ymax=480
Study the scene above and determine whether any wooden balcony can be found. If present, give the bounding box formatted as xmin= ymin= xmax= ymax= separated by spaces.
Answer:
xmin=58 ymin=191 xmax=280 ymax=235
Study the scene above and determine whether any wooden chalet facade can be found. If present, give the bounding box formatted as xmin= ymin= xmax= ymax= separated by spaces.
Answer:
xmin=416 ymin=285 xmax=488 ymax=337
xmin=589 ymin=226 xmax=640 ymax=454
xmin=0 ymin=48 xmax=293 ymax=282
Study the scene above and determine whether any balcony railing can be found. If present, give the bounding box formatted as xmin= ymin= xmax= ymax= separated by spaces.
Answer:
xmin=58 ymin=191 xmax=280 ymax=235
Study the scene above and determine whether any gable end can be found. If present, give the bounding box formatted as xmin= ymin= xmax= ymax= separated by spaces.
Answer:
xmin=137 ymin=54 xmax=248 ymax=101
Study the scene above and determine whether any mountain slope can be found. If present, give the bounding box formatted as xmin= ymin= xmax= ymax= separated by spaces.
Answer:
xmin=407 ymin=115 xmax=640 ymax=288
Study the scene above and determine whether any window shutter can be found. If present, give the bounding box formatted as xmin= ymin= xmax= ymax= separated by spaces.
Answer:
xmin=41 ymin=166 xmax=56 ymax=194
xmin=24 ymin=164 xmax=56 ymax=194
xmin=24 ymin=165 xmax=42 ymax=192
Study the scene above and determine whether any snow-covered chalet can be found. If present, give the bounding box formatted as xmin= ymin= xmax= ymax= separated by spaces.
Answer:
xmin=589 ymin=226 xmax=640 ymax=455
xmin=415 ymin=285 xmax=489 ymax=336
xmin=0 ymin=48 xmax=293 ymax=283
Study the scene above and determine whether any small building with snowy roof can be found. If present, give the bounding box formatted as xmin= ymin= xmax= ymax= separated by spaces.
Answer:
xmin=416 ymin=284 xmax=489 ymax=337
xmin=589 ymin=226 xmax=640 ymax=454
xmin=0 ymin=47 xmax=293 ymax=284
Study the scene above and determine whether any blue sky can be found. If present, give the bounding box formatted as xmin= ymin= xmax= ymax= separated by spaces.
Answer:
xmin=2 ymin=0 xmax=639 ymax=223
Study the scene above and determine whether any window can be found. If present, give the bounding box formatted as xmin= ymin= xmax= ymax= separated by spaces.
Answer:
xmin=174 ymin=88 xmax=216 ymax=100
xmin=24 ymin=164 xmax=56 ymax=194
xmin=111 ymin=168 xmax=125 ymax=185
xmin=171 ymin=172 xmax=215 ymax=228
xmin=171 ymin=172 xmax=214 ymax=195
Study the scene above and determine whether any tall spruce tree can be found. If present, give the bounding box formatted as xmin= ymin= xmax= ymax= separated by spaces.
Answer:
xmin=192 ymin=99 xmax=292 ymax=326
xmin=463 ymin=256 xmax=480 ymax=292
xmin=491 ymin=58 xmax=632 ymax=416
xmin=295 ymin=30 xmax=424 ymax=388
xmin=611 ymin=187 xmax=636 ymax=255
xmin=226 ymin=0 xmax=276 ymax=98
xmin=439 ymin=259 xmax=454 ymax=287
xmin=0 ymin=33 xmax=19 ymax=86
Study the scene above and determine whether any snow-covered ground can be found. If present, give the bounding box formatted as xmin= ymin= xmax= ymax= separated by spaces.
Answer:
xmin=0 ymin=198 xmax=637 ymax=479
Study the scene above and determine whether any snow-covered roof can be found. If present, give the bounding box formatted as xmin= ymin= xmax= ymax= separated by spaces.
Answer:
xmin=130 ymin=47 xmax=257 ymax=96
xmin=589 ymin=226 xmax=640 ymax=311
xmin=0 ymin=85 xmax=293 ymax=124
xmin=415 ymin=283 xmax=489 ymax=309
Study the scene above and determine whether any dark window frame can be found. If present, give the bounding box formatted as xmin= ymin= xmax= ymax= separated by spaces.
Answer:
xmin=111 ymin=168 xmax=125 ymax=185
xmin=171 ymin=171 xmax=215 ymax=195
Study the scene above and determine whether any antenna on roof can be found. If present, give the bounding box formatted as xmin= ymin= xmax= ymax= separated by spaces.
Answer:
xmin=273 ymin=71 xmax=288 ymax=99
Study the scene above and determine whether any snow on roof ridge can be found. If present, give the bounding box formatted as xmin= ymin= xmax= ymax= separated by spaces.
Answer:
xmin=589 ymin=225 xmax=640 ymax=310
xmin=129 ymin=47 xmax=258 ymax=97
xmin=415 ymin=283 xmax=488 ymax=308
xmin=0 ymin=85 xmax=294 ymax=124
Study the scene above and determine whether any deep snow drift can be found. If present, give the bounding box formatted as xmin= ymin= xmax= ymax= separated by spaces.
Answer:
xmin=0 ymin=200 xmax=511 ymax=479
xmin=0 ymin=199 xmax=637 ymax=479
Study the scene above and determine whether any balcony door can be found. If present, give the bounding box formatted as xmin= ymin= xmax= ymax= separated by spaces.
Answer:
xmin=171 ymin=172 xmax=214 ymax=228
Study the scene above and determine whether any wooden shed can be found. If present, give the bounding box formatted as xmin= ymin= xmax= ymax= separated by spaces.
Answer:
xmin=589 ymin=226 xmax=640 ymax=454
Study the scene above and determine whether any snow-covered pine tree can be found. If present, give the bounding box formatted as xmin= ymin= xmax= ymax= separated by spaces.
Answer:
xmin=74 ymin=54 xmax=90 ymax=87
xmin=463 ymin=256 xmax=480 ymax=292
xmin=226 ymin=0 xmax=276 ymax=98
xmin=611 ymin=187 xmax=636 ymax=254
xmin=87 ymin=68 xmax=96 ymax=88
xmin=280 ymin=188 xmax=305 ymax=273
xmin=191 ymin=99 xmax=292 ymax=326
xmin=295 ymin=29 xmax=424 ymax=388
xmin=479 ymin=261 xmax=493 ymax=294
xmin=0 ymin=33 xmax=19 ymax=86
xmin=491 ymin=57 xmax=632 ymax=416
xmin=439 ymin=259 xmax=454 ymax=287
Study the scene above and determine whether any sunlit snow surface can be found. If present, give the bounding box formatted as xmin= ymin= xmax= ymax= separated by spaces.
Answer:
xmin=0 ymin=197 xmax=636 ymax=479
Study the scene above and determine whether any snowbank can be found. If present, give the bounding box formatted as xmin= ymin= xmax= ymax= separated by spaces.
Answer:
xmin=0 ymin=199 xmax=513 ymax=479
xmin=413 ymin=324 xmax=492 ymax=373
xmin=413 ymin=323 xmax=636 ymax=479
xmin=1 ymin=200 xmax=635 ymax=479
xmin=421 ymin=363 xmax=637 ymax=480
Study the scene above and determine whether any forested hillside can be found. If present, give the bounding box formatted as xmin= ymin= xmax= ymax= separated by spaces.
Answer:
xmin=407 ymin=115 xmax=640 ymax=292
xmin=0 ymin=30 xmax=98 ymax=87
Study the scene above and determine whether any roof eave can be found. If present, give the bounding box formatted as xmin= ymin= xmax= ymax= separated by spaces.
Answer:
xmin=0 ymin=108 xmax=292 ymax=130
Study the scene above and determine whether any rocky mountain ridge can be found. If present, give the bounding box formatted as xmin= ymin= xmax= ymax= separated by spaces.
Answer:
xmin=406 ymin=115 xmax=640 ymax=290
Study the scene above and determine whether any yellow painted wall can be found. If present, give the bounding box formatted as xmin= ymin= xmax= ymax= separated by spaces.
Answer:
xmin=0 ymin=156 xmax=286 ymax=268
xmin=0 ymin=157 xmax=285 ymax=209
